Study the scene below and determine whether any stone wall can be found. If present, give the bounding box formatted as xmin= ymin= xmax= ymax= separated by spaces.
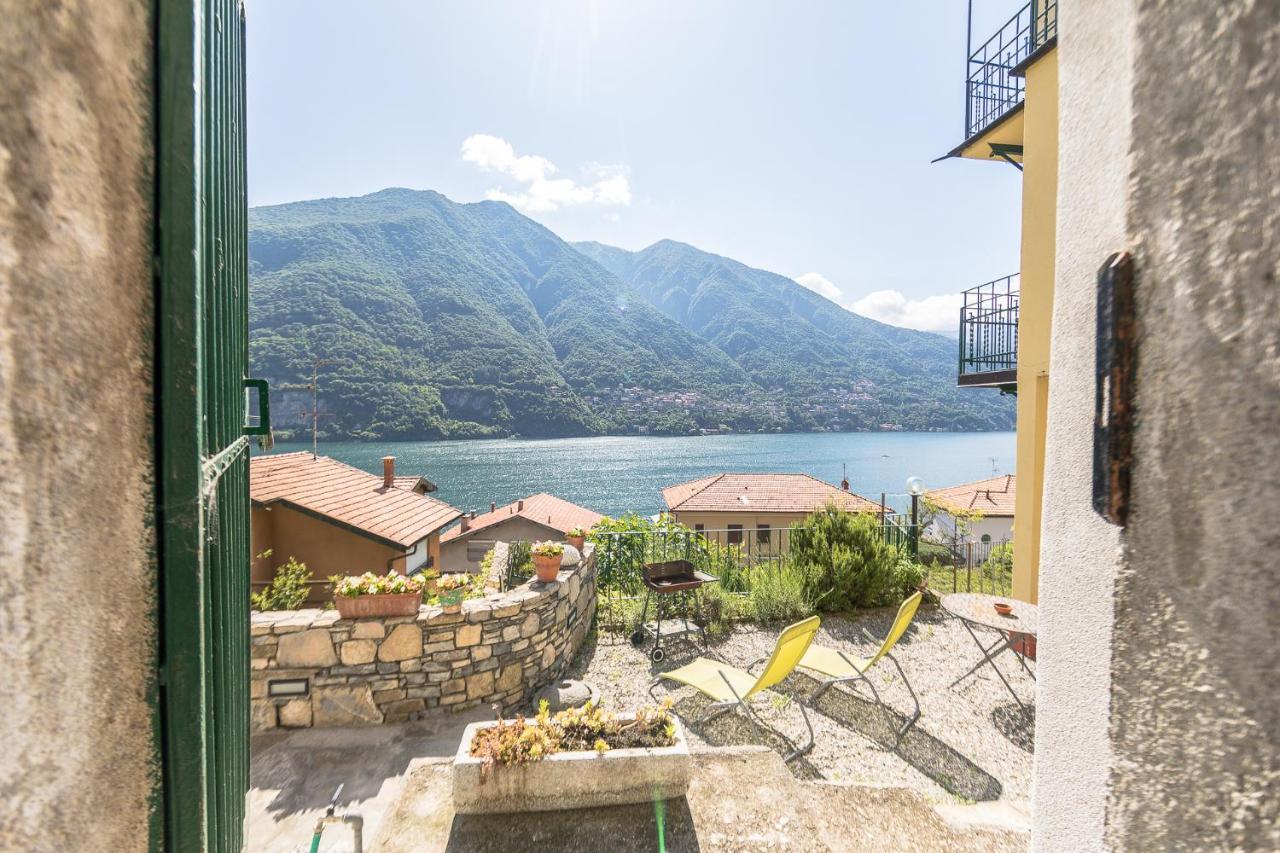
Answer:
xmin=250 ymin=547 xmax=596 ymax=730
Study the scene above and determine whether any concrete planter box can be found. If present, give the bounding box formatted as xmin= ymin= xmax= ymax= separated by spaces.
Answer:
xmin=452 ymin=714 xmax=692 ymax=814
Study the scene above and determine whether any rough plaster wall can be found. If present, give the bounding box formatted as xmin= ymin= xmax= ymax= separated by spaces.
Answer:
xmin=0 ymin=1 xmax=156 ymax=849
xmin=1109 ymin=1 xmax=1279 ymax=848
xmin=1034 ymin=1 xmax=1133 ymax=848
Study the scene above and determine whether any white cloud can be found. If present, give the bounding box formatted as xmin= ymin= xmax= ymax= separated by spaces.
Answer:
xmin=460 ymin=134 xmax=631 ymax=213
xmin=793 ymin=272 xmax=842 ymax=301
xmin=849 ymin=289 xmax=962 ymax=332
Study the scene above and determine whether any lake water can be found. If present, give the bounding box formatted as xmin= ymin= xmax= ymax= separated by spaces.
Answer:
xmin=267 ymin=432 xmax=1016 ymax=518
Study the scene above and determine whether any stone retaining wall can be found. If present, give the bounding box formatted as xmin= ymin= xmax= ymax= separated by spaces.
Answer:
xmin=250 ymin=546 xmax=596 ymax=731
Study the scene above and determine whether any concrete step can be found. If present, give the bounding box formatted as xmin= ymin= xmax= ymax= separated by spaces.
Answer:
xmin=372 ymin=744 xmax=1028 ymax=852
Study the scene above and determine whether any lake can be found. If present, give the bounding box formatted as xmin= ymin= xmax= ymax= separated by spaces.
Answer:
xmin=266 ymin=432 xmax=1016 ymax=518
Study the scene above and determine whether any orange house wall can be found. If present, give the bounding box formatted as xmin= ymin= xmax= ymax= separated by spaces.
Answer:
xmin=251 ymin=504 xmax=434 ymax=602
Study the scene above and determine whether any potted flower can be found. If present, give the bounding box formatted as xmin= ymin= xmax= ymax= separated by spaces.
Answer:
xmin=436 ymin=573 xmax=470 ymax=614
xmin=331 ymin=569 xmax=425 ymax=618
xmin=565 ymin=526 xmax=587 ymax=552
xmin=530 ymin=541 xmax=565 ymax=583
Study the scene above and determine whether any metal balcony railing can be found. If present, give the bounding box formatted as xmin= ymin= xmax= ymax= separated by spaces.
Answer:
xmin=958 ymin=274 xmax=1019 ymax=387
xmin=964 ymin=0 xmax=1058 ymax=141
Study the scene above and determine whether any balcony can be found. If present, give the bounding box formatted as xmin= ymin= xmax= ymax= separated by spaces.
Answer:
xmin=959 ymin=0 xmax=1058 ymax=148
xmin=958 ymin=274 xmax=1019 ymax=390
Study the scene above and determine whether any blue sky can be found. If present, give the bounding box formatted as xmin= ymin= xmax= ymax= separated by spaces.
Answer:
xmin=246 ymin=1 xmax=1023 ymax=332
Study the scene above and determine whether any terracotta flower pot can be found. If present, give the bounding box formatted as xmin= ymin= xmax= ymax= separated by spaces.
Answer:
xmin=566 ymin=534 xmax=586 ymax=551
xmin=334 ymin=589 xmax=422 ymax=619
xmin=1011 ymin=631 xmax=1037 ymax=660
xmin=533 ymin=553 xmax=562 ymax=583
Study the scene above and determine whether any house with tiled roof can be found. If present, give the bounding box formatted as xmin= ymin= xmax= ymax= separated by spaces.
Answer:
xmin=662 ymin=473 xmax=883 ymax=547
xmin=923 ymin=474 xmax=1015 ymax=547
xmin=250 ymin=453 xmax=461 ymax=601
xmin=440 ymin=493 xmax=604 ymax=572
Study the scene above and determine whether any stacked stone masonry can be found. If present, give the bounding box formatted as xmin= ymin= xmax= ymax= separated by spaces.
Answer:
xmin=250 ymin=546 xmax=596 ymax=730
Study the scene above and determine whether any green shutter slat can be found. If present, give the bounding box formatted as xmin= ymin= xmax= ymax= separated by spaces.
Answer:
xmin=158 ymin=1 xmax=250 ymax=850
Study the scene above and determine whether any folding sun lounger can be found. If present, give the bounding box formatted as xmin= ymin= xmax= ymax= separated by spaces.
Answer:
xmin=796 ymin=591 xmax=923 ymax=748
xmin=649 ymin=616 xmax=821 ymax=761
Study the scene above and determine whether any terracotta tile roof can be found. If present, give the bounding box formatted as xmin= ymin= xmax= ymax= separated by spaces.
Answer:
xmin=250 ymin=452 xmax=462 ymax=548
xmin=662 ymin=473 xmax=883 ymax=515
xmin=925 ymin=475 xmax=1016 ymax=517
xmin=393 ymin=474 xmax=438 ymax=494
xmin=441 ymin=493 xmax=604 ymax=543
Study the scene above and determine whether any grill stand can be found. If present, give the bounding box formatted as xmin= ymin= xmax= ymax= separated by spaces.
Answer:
xmin=630 ymin=561 xmax=718 ymax=662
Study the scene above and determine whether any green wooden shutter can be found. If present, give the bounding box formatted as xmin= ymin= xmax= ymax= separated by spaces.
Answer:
xmin=156 ymin=0 xmax=250 ymax=849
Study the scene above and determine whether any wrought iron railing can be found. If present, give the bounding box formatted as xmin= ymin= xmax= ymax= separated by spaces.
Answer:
xmin=923 ymin=538 xmax=1014 ymax=596
xmin=964 ymin=0 xmax=1058 ymax=140
xmin=959 ymin=274 xmax=1020 ymax=383
xmin=591 ymin=518 xmax=921 ymax=596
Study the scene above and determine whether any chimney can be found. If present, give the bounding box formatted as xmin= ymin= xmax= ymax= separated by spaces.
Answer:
xmin=517 ymin=499 xmax=524 ymax=511
xmin=491 ymin=502 xmax=497 ymax=513
xmin=460 ymin=516 xmax=471 ymax=532
xmin=382 ymin=456 xmax=395 ymax=488
xmin=470 ymin=509 xmax=477 ymax=520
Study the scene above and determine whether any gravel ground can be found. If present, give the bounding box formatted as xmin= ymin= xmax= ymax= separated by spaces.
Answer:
xmin=565 ymin=604 xmax=1035 ymax=804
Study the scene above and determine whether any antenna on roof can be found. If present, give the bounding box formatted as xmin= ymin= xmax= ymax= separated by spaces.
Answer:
xmin=990 ymin=456 xmax=999 ymax=477
xmin=279 ymin=357 xmax=336 ymax=460
xmin=306 ymin=358 xmax=336 ymax=460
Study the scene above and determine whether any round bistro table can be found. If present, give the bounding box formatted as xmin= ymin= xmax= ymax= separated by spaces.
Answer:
xmin=941 ymin=593 xmax=1038 ymax=710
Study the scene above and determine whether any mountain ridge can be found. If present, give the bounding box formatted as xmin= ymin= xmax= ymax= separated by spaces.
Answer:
xmin=247 ymin=188 xmax=1013 ymax=440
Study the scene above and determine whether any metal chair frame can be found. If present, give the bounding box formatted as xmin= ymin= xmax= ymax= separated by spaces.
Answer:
xmin=798 ymin=627 xmax=921 ymax=750
xmin=648 ymin=666 xmax=816 ymax=763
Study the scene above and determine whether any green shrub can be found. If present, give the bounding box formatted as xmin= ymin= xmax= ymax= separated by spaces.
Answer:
xmin=588 ymin=513 xmax=745 ymax=594
xmin=596 ymin=592 xmax=644 ymax=633
xmin=891 ymin=556 xmax=930 ymax=602
xmin=250 ymin=550 xmax=311 ymax=611
xmin=505 ymin=540 xmax=534 ymax=589
xmin=981 ymin=540 xmax=1014 ymax=592
xmin=983 ymin=540 xmax=1014 ymax=574
xmin=790 ymin=505 xmax=904 ymax=611
xmin=697 ymin=582 xmax=752 ymax=639
xmin=744 ymin=559 xmax=816 ymax=623
xmin=916 ymin=540 xmax=955 ymax=567
xmin=588 ymin=513 xmax=653 ymax=594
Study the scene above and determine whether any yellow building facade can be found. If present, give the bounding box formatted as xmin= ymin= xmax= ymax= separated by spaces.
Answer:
xmin=949 ymin=1 xmax=1058 ymax=603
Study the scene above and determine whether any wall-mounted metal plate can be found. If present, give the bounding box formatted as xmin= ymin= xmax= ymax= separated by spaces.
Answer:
xmin=1093 ymin=251 xmax=1137 ymax=526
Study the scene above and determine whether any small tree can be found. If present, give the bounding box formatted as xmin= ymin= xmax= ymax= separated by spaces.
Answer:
xmin=790 ymin=504 xmax=902 ymax=610
xmin=250 ymin=550 xmax=312 ymax=611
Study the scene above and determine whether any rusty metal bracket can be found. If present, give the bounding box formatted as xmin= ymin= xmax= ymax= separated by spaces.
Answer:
xmin=1093 ymin=251 xmax=1137 ymax=526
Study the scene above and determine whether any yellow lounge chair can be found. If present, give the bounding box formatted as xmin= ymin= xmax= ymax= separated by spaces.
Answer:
xmin=649 ymin=616 xmax=821 ymax=761
xmin=795 ymin=591 xmax=923 ymax=747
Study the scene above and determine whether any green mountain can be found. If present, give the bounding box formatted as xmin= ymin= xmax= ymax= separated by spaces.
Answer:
xmin=574 ymin=239 xmax=1015 ymax=431
xmin=248 ymin=188 xmax=1013 ymax=440
xmin=249 ymin=189 xmax=755 ymax=439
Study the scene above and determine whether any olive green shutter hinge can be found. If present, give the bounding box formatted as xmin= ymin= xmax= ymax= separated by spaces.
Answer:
xmin=244 ymin=378 xmax=270 ymax=435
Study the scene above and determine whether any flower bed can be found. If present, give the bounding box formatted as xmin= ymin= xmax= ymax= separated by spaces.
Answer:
xmin=453 ymin=700 xmax=691 ymax=813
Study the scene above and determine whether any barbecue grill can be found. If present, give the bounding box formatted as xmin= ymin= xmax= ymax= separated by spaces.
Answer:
xmin=629 ymin=559 xmax=718 ymax=662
